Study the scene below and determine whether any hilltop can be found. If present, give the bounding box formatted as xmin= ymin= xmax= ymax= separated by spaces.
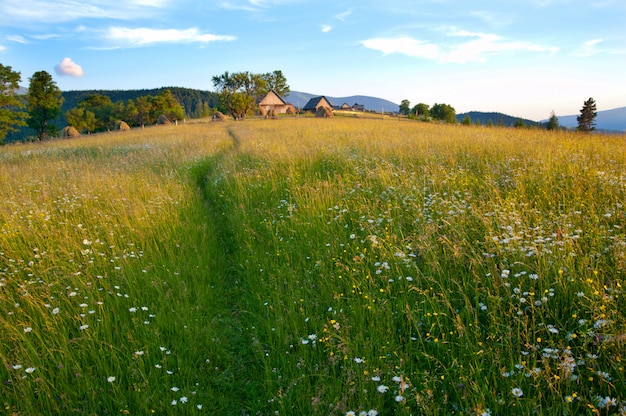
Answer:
xmin=544 ymin=106 xmax=626 ymax=132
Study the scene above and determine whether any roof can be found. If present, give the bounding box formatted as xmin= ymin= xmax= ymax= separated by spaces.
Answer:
xmin=258 ymin=89 xmax=289 ymax=106
xmin=303 ymin=96 xmax=332 ymax=111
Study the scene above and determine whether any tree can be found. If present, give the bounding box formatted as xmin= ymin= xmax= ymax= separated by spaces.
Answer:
xmin=65 ymin=107 xmax=96 ymax=133
xmin=430 ymin=103 xmax=456 ymax=123
xmin=212 ymin=71 xmax=268 ymax=120
xmin=546 ymin=111 xmax=559 ymax=131
xmin=76 ymin=94 xmax=115 ymax=132
xmin=261 ymin=70 xmax=290 ymax=97
xmin=0 ymin=64 xmax=28 ymax=143
xmin=26 ymin=71 xmax=63 ymax=140
xmin=412 ymin=103 xmax=430 ymax=118
xmin=399 ymin=99 xmax=411 ymax=116
xmin=461 ymin=115 xmax=472 ymax=126
xmin=514 ymin=118 xmax=526 ymax=128
xmin=151 ymin=89 xmax=185 ymax=122
xmin=576 ymin=97 xmax=597 ymax=132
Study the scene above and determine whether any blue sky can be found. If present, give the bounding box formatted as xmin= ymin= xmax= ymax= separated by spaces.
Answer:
xmin=1 ymin=0 xmax=624 ymax=121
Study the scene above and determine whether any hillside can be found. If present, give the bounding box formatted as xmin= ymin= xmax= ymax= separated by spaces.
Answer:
xmin=545 ymin=106 xmax=626 ymax=132
xmin=456 ymin=112 xmax=540 ymax=127
xmin=285 ymin=91 xmax=399 ymax=113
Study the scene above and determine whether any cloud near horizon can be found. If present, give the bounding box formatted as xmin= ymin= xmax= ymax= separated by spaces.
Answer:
xmin=104 ymin=27 xmax=236 ymax=48
xmin=361 ymin=31 xmax=559 ymax=64
xmin=54 ymin=57 xmax=84 ymax=77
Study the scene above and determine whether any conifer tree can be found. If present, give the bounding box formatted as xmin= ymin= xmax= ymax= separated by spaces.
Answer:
xmin=576 ymin=97 xmax=597 ymax=132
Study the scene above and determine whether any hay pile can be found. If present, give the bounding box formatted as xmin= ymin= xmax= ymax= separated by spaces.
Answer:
xmin=61 ymin=126 xmax=80 ymax=138
xmin=115 ymin=120 xmax=130 ymax=131
xmin=315 ymin=106 xmax=334 ymax=118
xmin=286 ymin=105 xmax=296 ymax=115
xmin=157 ymin=114 xmax=171 ymax=125
xmin=212 ymin=112 xmax=226 ymax=122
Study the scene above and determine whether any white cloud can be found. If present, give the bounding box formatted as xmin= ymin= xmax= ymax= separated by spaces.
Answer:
xmin=334 ymin=9 xmax=352 ymax=21
xmin=321 ymin=25 xmax=332 ymax=33
xmin=6 ymin=35 xmax=28 ymax=44
xmin=361 ymin=30 xmax=558 ymax=64
xmin=54 ymin=57 xmax=84 ymax=77
xmin=0 ymin=44 xmax=6 ymax=52
xmin=574 ymin=38 xmax=603 ymax=57
xmin=104 ymin=27 xmax=236 ymax=48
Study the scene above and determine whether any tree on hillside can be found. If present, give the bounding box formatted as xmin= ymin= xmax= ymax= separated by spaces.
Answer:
xmin=576 ymin=97 xmax=597 ymax=132
xmin=514 ymin=118 xmax=526 ymax=128
xmin=65 ymin=107 xmax=96 ymax=134
xmin=399 ymin=99 xmax=411 ymax=116
xmin=27 ymin=71 xmax=63 ymax=140
xmin=260 ymin=70 xmax=290 ymax=97
xmin=430 ymin=103 xmax=456 ymax=123
xmin=76 ymin=94 xmax=115 ymax=132
xmin=546 ymin=111 xmax=559 ymax=131
xmin=151 ymin=89 xmax=185 ymax=122
xmin=412 ymin=103 xmax=430 ymax=118
xmin=461 ymin=115 xmax=472 ymax=126
xmin=0 ymin=64 xmax=27 ymax=143
xmin=212 ymin=71 xmax=267 ymax=120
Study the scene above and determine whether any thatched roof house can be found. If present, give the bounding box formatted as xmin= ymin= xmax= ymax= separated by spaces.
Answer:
xmin=258 ymin=90 xmax=294 ymax=115
xmin=303 ymin=96 xmax=333 ymax=113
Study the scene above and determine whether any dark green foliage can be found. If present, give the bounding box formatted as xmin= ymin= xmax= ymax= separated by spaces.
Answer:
xmin=399 ymin=99 xmax=411 ymax=115
xmin=546 ymin=111 xmax=559 ymax=131
xmin=456 ymin=112 xmax=540 ymax=128
xmin=26 ymin=71 xmax=63 ymax=140
xmin=431 ymin=103 xmax=457 ymax=123
xmin=576 ymin=97 xmax=597 ymax=132
xmin=0 ymin=64 xmax=27 ymax=143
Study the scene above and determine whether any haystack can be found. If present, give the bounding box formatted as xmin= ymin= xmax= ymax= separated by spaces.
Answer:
xmin=315 ymin=106 xmax=334 ymax=118
xmin=285 ymin=105 xmax=296 ymax=115
xmin=157 ymin=114 xmax=172 ymax=125
xmin=61 ymin=126 xmax=80 ymax=138
xmin=211 ymin=112 xmax=226 ymax=122
xmin=115 ymin=120 xmax=130 ymax=131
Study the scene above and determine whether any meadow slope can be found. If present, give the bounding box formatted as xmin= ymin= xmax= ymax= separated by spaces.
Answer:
xmin=0 ymin=119 xmax=624 ymax=415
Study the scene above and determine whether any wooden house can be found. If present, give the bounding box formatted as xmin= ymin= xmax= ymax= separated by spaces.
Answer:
xmin=303 ymin=96 xmax=333 ymax=113
xmin=258 ymin=90 xmax=293 ymax=114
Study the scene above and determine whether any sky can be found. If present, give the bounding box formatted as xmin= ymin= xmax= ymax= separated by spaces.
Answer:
xmin=1 ymin=0 xmax=625 ymax=121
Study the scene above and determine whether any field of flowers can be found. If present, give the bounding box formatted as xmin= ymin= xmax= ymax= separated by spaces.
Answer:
xmin=0 ymin=118 xmax=624 ymax=414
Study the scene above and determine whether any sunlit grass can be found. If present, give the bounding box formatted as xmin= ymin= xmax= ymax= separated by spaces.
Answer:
xmin=1 ymin=118 xmax=624 ymax=414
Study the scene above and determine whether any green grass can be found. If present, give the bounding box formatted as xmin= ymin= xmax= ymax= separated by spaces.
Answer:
xmin=0 ymin=119 xmax=624 ymax=415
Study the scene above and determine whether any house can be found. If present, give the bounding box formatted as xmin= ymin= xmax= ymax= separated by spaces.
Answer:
xmin=258 ymin=90 xmax=293 ymax=114
xmin=352 ymin=103 xmax=365 ymax=111
xmin=303 ymin=96 xmax=333 ymax=113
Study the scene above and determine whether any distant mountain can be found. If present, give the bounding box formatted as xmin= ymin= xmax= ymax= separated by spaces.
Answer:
xmin=456 ymin=112 xmax=540 ymax=127
xmin=545 ymin=106 xmax=626 ymax=132
xmin=285 ymin=91 xmax=399 ymax=113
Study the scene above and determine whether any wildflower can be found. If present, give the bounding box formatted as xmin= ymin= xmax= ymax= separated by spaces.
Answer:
xmin=481 ymin=410 xmax=492 ymax=416
xmin=377 ymin=385 xmax=388 ymax=393
xmin=129 ymin=307 xmax=137 ymax=313
xmin=134 ymin=350 xmax=144 ymax=356
xmin=12 ymin=364 xmax=22 ymax=370
xmin=197 ymin=404 xmax=203 ymax=410
xmin=141 ymin=306 xmax=148 ymax=311
xmin=25 ymin=367 xmax=36 ymax=374
xmin=354 ymin=357 xmax=363 ymax=364
xmin=392 ymin=375 xmax=402 ymax=382
xmin=171 ymin=400 xmax=177 ymax=406
xmin=171 ymin=387 xmax=179 ymax=392
xmin=107 ymin=376 xmax=115 ymax=383
xmin=512 ymin=387 xmax=523 ymax=397
xmin=371 ymin=376 xmax=381 ymax=382
xmin=180 ymin=396 xmax=188 ymax=403
xmin=79 ymin=324 xmax=89 ymax=330
xmin=547 ymin=325 xmax=559 ymax=334
xmin=395 ymin=395 xmax=405 ymax=402
xmin=368 ymin=410 xmax=378 ymax=416
xmin=52 ymin=307 xmax=60 ymax=315
xmin=346 ymin=412 xmax=356 ymax=416
xmin=23 ymin=327 xmax=33 ymax=333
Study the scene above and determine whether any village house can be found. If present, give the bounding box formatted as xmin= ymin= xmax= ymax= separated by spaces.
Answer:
xmin=257 ymin=90 xmax=294 ymax=115
xmin=302 ymin=96 xmax=333 ymax=113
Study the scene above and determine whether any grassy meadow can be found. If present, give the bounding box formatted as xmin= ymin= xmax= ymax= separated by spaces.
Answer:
xmin=0 ymin=118 xmax=624 ymax=415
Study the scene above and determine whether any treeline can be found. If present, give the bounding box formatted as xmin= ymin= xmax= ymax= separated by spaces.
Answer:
xmin=61 ymin=87 xmax=219 ymax=120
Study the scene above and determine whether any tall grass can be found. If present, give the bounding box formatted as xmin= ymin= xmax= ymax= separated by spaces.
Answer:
xmin=1 ymin=119 xmax=624 ymax=415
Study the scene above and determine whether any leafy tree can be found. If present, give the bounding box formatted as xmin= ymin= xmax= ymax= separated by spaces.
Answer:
xmin=134 ymin=96 xmax=153 ymax=127
xmin=576 ymin=97 xmax=597 ymax=132
xmin=430 ymin=103 xmax=456 ymax=123
xmin=412 ymin=103 xmax=430 ymax=118
xmin=151 ymin=89 xmax=185 ymax=122
xmin=514 ymin=118 xmax=526 ymax=128
xmin=0 ymin=64 xmax=27 ymax=143
xmin=77 ymin=94 xmax=115 ymax=132
xmin=26 ymin=70 xmax=63 ymax=140
xmin=546 ymin=111 xmax=559 ymax=131
xmin=212 ymin=71 xmax=267 ymax=120
xmin=461 ymin=115 xmax=471 ymax=126
xmin=65 ymin=107 xmax=96 ymax=133
xmin=399 ymin=99 xmax=411 ymax=115
xmin=261 ymin=70 xmax=290 ymax=97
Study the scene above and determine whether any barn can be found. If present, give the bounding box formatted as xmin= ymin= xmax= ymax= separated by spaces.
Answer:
xmin=302 ymin=96 xmax=333 ymax=113
xmin=258 ymin=90 xmax=293 ymax=114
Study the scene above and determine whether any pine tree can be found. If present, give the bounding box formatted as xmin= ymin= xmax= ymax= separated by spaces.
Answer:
xmin=576 ymin=97 xmax=597 ymax=132
xmin=546 ymin=111 xmax=559 ymax=131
